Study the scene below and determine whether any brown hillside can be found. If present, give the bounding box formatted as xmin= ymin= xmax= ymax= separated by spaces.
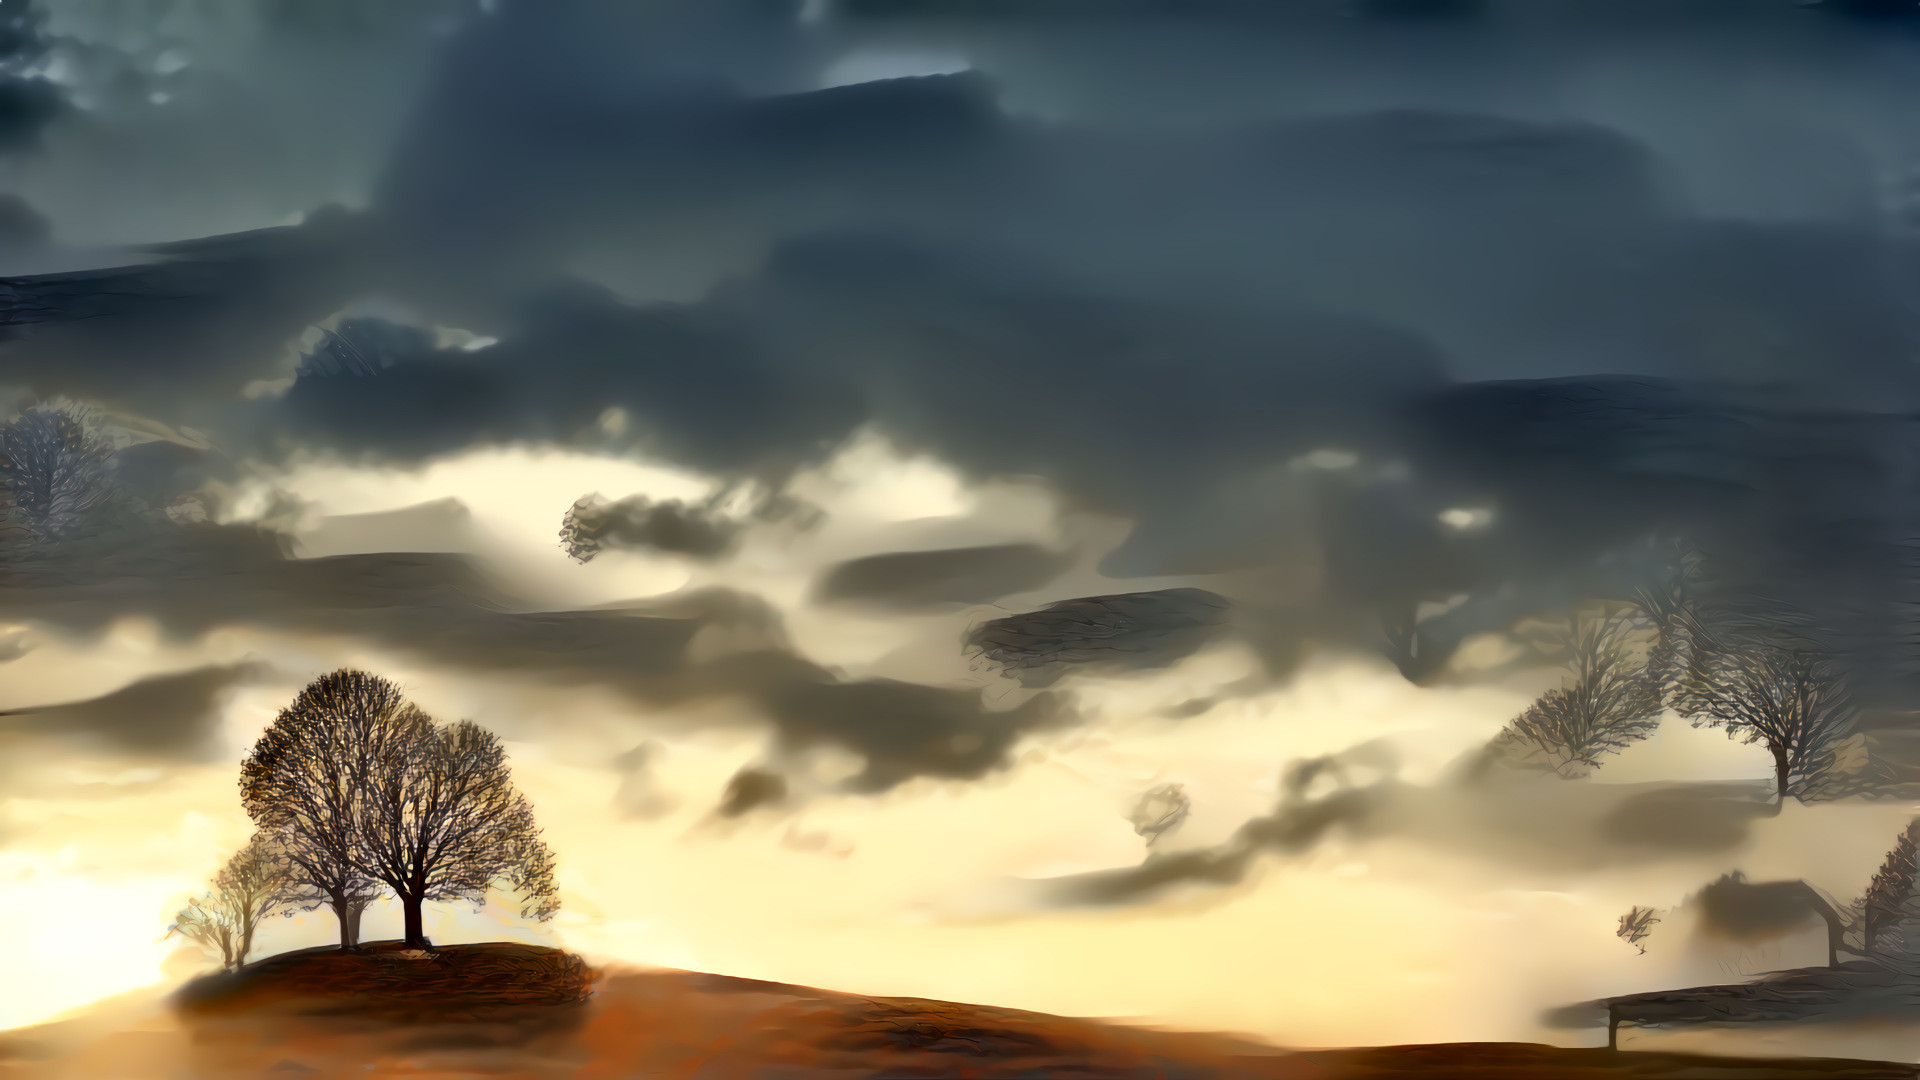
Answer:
xmin=173 ymin=940 xmax=596 ymax=1019
xmin=3 ymin=945 xmax=1918 ymax=1079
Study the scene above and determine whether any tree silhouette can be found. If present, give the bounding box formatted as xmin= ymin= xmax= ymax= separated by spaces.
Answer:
xmin=358 ymin=713 xmax=559 ymax=949
xmin=1498 ymin=608 xmax=1662 ymax=776
xmin=0 ymin=404 xmax=112 ymax=540
xmin=240 ymin=670 xmax=410 ymax=951
xmin=218 ymin=835 xmax=294 ymax=966
xmin=1672 ymin=627 xmax=1854 ymax=806
xmin=1617 ymin=906 xmax=1660 ymax=954
xmin=166 ymin=835 xmax=291 ymax=970
xmin=1632 ymin=550 xmax=1707 ymax=706
xmin=1865 ymin=818 xmax=1920 ymax=955
xmin=166 ymin=895 xmax=238 ymax=970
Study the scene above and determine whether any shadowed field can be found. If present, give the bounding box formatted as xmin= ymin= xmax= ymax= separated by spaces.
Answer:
xmin=2 ymin=943 xmax=1917 ymax=1079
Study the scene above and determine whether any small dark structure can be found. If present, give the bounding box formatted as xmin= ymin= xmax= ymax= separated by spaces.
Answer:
xmin=1549 ymin=961 xmax=1917 ymax=1051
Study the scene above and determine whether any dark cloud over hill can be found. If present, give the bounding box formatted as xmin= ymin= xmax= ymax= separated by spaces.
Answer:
xmin=6 ymin=0 xmax=1920 ymax=793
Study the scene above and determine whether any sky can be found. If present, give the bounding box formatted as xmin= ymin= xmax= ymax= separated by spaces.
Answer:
xmin=9 ymin=0 xmax=1920 ymax=1055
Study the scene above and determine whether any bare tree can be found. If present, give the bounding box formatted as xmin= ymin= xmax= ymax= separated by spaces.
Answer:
xmin=217 ymin=835 xmax=293 ymax=966
xmin=1632 ymin=553 xmax=1704 ymax=707
xmin=0 ymin=404 xmax=112 ymax=540
xmin=165 ymin=836 xmax=291 ymax=970
xmin=1617 ymin=906 xmax=1660 ymax=954
xmin=358 ymin=714 xmax=559 ymax=950
xmin=240 ymin=670 xmax=408 ymax=951
xmin=1499 ymin=608 xmax=1663 ymax=776
xmin=1673 ymin=628 xmax=1855 ymax=806
xmin=1865 ymin=818 xmax=1920 ymax=955
xmin=166 ymin=895 xmax=238 ymax=970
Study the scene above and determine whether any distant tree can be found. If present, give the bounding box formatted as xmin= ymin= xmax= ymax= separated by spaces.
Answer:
xmin=240 ymin=670 xmax=409 ymax=951
xmin=1617 ymin=906 xmax=1660 ymax=954
xmin=1127 ymin=783 xmax=1191 ymax=845
xmin=358 ymin=714 xmax=559 ymax=950
xmin=165 ymin=835 xmax=291 ymax=970
xmin=1632 ymin=551 xmax=1706 ymax=707
xmin=1672 ymin=628 xmax=1855 ymax=807
xmin=216 ymin=835 xmax=294 ymax=966
xmin=167 ymin=894 xmax=239 ymax=970
xmin=1865 ymin=818 xmax=1920 ymax=955
xmin=0 ymin=404 xmax=112 ymax=539
xmin=1498 ymin=608 xmax=1662 ymax=776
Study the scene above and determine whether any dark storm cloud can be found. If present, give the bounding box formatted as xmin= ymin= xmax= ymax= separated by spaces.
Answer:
xmin=716 ymin=767 xmax=788 ymax=817
xmin=0 ymin=196 xmax=50 ymax=253
xmin=1047 ymin=766 xmax=1791 ymax=907
xmin=237 ymin=226 xmax=1444 ymax=499
xmin=1598 ymin=784 xmax=1778 ymax=852
xmin=0 ymin=1 xmax=64 ymax=154
xmin=0 ymin=514 xmax=1063 ymax=788
xmin=6 ymin=1 xmax=1920 ymax=745
xmin=107 ymin=440 xmax=219 ymax=510
xmin=0 ymin=213 xmax=374 ymax=414
xmin=727 ymin=659 xmax=1063 ymax=791
xmin=964 ymin=588 xmax=1234 ymax=687
xmin=561 ymin=494 xmax=743 ymax=561
xmin=0 ymin=662 xmax=263 ymax=759
xmin=11 ymin=8 xmax=1917 ymax=424
xmin=815 ymin=544 xmax=1067 ymax=608
xmin=1381 ymin=379 xmax=1920 ymax=705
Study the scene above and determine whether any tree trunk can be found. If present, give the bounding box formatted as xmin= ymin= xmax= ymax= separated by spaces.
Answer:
xmin=328 ymin=891 xmax=369 ymax=951
xmin=237 ymin=917 xmax=256 ymax=968
xmin=329 ymin=891 xmax=354 ymax=950
xmin=344 ymin=897 xmax=365 ymax=950
xmin=1772 ymin=746 xmax=1791 ymax=810
xmin=401 ymin=893 xmax=429 ymax=949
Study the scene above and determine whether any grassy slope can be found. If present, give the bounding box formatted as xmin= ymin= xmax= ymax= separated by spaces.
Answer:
xmin=2 ymin=944 xmax=1917 ymax=1079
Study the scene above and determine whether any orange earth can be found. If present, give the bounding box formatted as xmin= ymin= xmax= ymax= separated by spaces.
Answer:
xmin=1 ymin=942 xmax=1915 ymax=1080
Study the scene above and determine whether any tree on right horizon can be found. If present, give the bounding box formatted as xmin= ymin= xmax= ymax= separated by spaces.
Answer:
xmin=1864 ymin=817 xmax=1920 ymax=955
xmin=1498 ymin=606 xmax=1663 ymax=776
xmin=1669 ymin=625 xmax=1854 ymax=807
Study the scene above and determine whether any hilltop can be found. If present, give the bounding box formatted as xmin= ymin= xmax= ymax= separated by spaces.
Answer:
xmin=171 ymin=940 xmax=595 ymax=1020
xmin=1 ymin=947 xmax=1918 ymax=1079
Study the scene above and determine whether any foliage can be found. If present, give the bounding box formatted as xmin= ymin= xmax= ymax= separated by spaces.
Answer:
xmin=166 ymin=835 xmax=292 ymax=970
xmin=358 ymin=714 xmax=560 ymax=945
xmin=241 ymin=669 xmax=558 ymax=952
xmin=1670 ymin=624 xmax=1855 ymax=804
xmin=240 ymin=669 xmax=403 ymax=950
xmin=1498 ymin=607 xmax=1663 ymax=776
xmin=1864 ymin=818 xmax=1920 ymax=954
